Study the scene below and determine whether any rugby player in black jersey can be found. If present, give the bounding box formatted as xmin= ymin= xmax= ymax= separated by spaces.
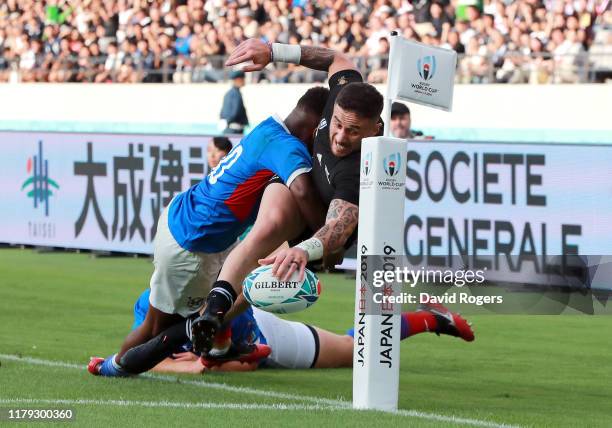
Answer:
xmin=190 ymin=39 xmax=473 ymax=355
xmin=186 ymin=42 xmax=382 ymax=348
xmin=245 ymin=44 xmax=381 ymax=281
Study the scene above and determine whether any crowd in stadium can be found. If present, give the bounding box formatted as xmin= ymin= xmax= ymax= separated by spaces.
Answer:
xmin=0 ymin=0 xmax=610 ymax=84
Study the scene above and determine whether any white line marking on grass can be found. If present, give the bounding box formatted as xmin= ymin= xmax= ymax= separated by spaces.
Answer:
xmin=143 ymin=372 xmax=347 ymax=407
xmin=0 ymin=354 xmax=345 ymax=407
xmin=0 ymin=398 xmax=340 ymax=412
xmin=0 ymin=354 xmax=520 ymax=428
xmin=1 ymin=354 xmax=82 ymax=370
xmin=0 ymin=398 xmax=518 ymax=428
xmin=393 ymin=409 xmax=518 ymax=428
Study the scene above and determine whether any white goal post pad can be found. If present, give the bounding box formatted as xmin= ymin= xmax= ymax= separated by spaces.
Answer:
xmin=386 ymin=33 xmax=457 ymax=112
xmin=353 ymin=136 xmax=407 ymax=410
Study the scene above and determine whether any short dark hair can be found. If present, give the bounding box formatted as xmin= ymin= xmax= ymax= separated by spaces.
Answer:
xmin=296 ymin=86 xmax=330 ymax=118
xmin=335 ymin=82 xmax=384 ymax=121
xmin=212 ymin=136 xmax=232 ymax=154
xmin=391 ymin=102 xmax=410 ymax=118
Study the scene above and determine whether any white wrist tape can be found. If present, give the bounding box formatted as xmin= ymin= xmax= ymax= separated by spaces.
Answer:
xmin=271 ymin=43 xmax=301 ymax=64
xmin=296 ymin=238 xmax=324 ymax=261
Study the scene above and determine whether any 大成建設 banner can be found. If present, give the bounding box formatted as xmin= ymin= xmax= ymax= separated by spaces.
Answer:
xmin=0 ymin=131 xmax=238 ymax=254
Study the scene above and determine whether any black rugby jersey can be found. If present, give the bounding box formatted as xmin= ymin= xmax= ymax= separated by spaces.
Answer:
xmin=311 ymin=69 xmax=364 ymax=207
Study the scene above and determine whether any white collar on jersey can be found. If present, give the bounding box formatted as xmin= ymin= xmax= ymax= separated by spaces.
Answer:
xmin=272 ymin=113 xmax=290 ymax=134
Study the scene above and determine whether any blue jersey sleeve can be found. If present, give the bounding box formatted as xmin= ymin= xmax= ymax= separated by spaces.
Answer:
xmin=257 ymin=123 xmax=312 ymax=187
xmin=132 ymin=289 xmax=150 ymax=330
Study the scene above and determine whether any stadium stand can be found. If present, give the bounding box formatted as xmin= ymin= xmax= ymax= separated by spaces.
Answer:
xmin=0 ymin=0 xmax=610 ymax=84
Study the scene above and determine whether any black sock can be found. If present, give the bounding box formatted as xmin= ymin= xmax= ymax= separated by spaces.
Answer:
xmin=204 ymin=280 xmax=237 ymax=318
xmin=119 ymin=320 xmax=191 ymax=374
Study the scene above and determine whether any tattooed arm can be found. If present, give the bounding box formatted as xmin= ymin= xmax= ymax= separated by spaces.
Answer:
xmin=298 ymin=45 xmax=358 ymax=77
xmin=224 ymin=38 xmax=357 ymax=77
xmin=313 ymin=199 xmax=358 ymax=255
xmin=259 ymin=198 xmax=358 ymax=281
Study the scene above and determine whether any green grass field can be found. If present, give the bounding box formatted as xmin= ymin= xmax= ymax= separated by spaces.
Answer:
xmin=1 ymin=248 xmax=611 ymax=427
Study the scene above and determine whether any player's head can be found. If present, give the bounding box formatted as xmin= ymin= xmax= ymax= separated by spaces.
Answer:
xmin=287 ymin=86 xmax=330 ymax=150
xmin=330 ymin=82 xmax=383 ymax=157
xmin=390 ymin=102 xmax=411 ymax=139
xmin=208 ymin=136 xmax=232 ymax=168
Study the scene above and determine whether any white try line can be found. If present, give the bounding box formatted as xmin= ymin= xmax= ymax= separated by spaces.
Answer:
xmin=0 ymin=353 xmax=345 ymax=407
xmin=0 ymin=398 xmax=341 ymax=412
xmin=0 ymin=353 xmax=519 ymax=428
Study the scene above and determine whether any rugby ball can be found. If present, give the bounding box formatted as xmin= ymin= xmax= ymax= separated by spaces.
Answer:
xmin=242 ymin=265 xmax=321 ymax=314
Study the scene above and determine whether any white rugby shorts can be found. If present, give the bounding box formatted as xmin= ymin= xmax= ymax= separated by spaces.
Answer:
xmin=149 ymin=200 xmax=236 ymax=318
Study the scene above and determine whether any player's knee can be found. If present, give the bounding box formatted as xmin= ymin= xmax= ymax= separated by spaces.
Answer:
xmin=145 ymin=306 xmax=181 ymax=336
xmin=151 ymin=317 xmax=181 ymax=336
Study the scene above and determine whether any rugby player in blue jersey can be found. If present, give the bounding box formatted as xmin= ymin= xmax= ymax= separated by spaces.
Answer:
xmin=190 ymin=40 xmax=392 ymax=354
xmin=87 ymin=87 xmax=330 ymax=377
xmin=89 ymin=289 xmax=473 ymax=376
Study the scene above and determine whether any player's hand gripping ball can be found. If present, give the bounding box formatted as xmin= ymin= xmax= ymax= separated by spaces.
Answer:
xmin=242 ymin=265 xmax=321 ymax=314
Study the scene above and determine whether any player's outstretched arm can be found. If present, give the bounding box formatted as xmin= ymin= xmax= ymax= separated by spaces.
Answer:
xmin=259 ymin=198 xmax=358 ymax=281
xmin=149 ymin=353 xmax=258 ymax=373
xmin=288 ymin=173 xmax=326 ymax=233
xmin=150 ymin=352 xmax=205 ymax=374
xmin=225 ymin=38 xmax=357 ymax=77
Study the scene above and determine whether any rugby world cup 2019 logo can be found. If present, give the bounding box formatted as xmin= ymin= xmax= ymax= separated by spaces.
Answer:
xmin=21 ymin=140 xmax=59 ymax=216
xmin=417 ymin=55 xmax=437 ymax=81
xmin=362 ymin=152 xmax=372 ymax=176
xmin=383 ymin=152 xmax=401 ymax=177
